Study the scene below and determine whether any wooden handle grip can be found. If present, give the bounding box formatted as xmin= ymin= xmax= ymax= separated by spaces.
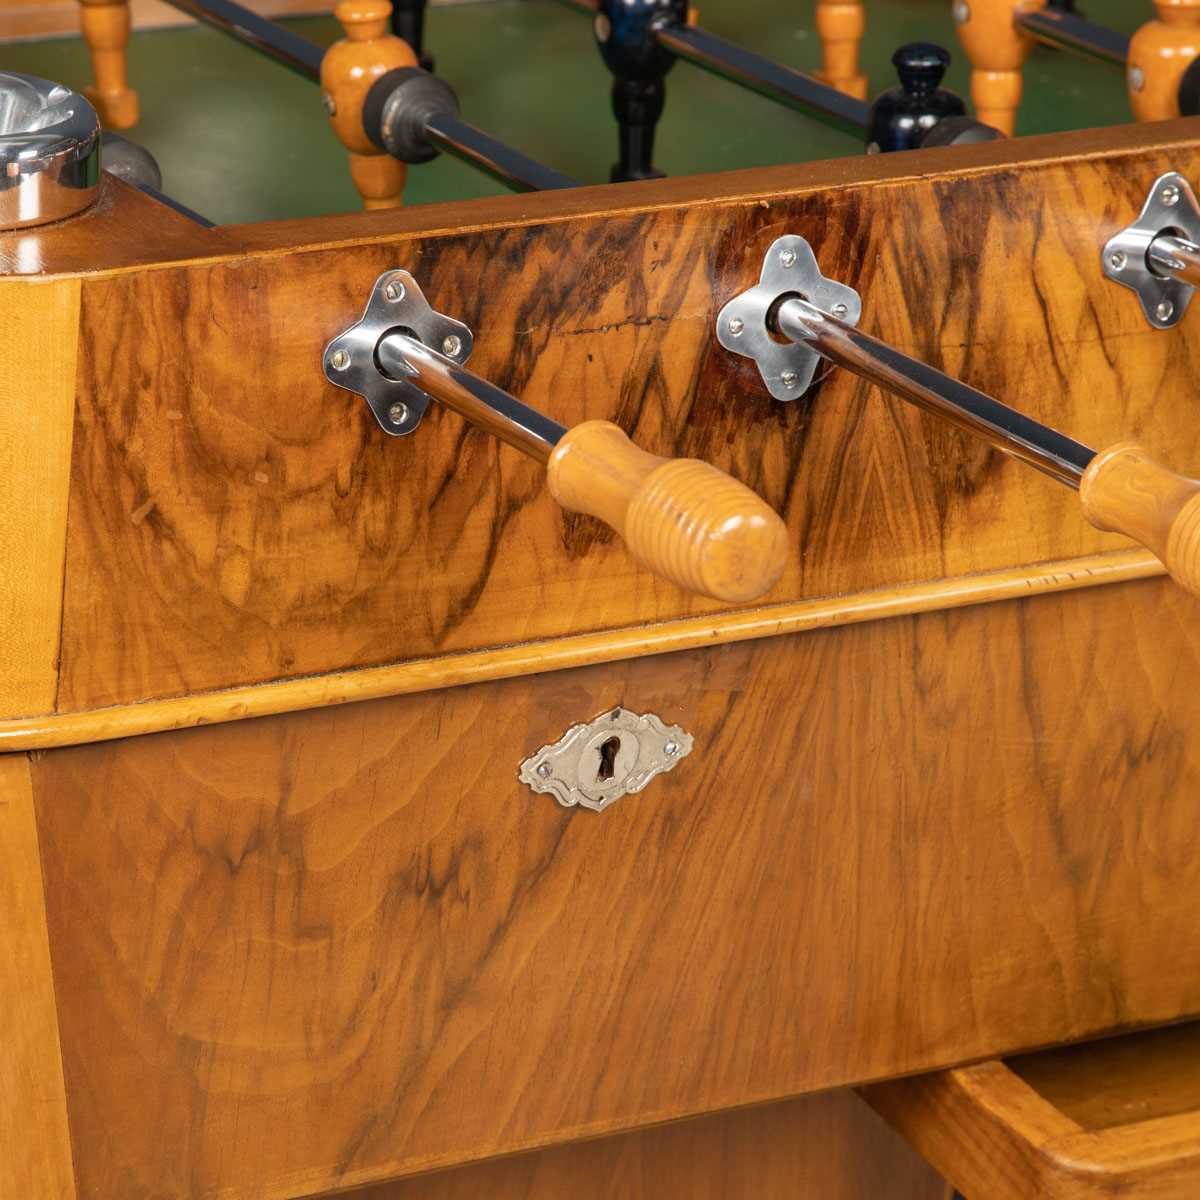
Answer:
xmin=1080 ymin=442 xmax=1200 ymax=596
xmin=546 ymin=420 xmax=789 ymax=602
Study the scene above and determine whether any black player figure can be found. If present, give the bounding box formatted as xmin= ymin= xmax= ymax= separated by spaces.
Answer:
xmin=391 ymin=0 xmax=433 ymax=73
xmin=866 ymin=43 xmax=966 ymax=154
xmin=595 ymin=0 xmax=689 ymax=183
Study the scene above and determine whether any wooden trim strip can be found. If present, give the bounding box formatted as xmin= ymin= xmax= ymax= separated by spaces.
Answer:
xmin=0 ymin=548 xmax=1163 ymax=752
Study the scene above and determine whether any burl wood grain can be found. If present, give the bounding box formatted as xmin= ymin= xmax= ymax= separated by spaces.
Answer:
xmin=56 ymin=134 xmax=1200 ymax=712
xmin=338 ymin=1092 xmax=944 ymax=1200
xmin=867 ymin=1023 xmax=1200 ymax=1198
xmin=32 ymin=575 xmax=1200 ymax=1199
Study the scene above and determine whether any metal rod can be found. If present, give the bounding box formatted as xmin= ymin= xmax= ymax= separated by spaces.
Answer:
xmin=1014 ymin=9 xmax=1130 ymax=66
xmin=130 ymin=181 xmax=216 ymax=227
xmin=423 ymin=112 xmax=578 ymax=192
xmin=552 ymin=0 xmax=869 ymax=136
xmin=156 ymin=0 xmax=324 ymax=79
xmin=774 ymin=298 xmax=1096 ymax=488
xmin=1148 ymin=233 xmax=1200 ymax=288
xmin=656 ymin=24 xmax=870 ymax=135
xmin=376 ymin=333 xmax=567 ymax=462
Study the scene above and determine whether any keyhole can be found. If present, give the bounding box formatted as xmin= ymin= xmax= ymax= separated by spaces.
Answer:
xmin=596 ymin=736 xmax=621 ymax=782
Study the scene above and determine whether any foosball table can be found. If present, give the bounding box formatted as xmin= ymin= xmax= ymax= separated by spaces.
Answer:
xmin=4 ymin=3 xmax=1200 ymax=1199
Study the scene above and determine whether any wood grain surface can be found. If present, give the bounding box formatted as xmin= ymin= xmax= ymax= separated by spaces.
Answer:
xmin=0 ymin=278 xmax=80 ymax=718
xmin=48 ymin=128 xmax=1200 ymax=714
xmin=0 ymin=754 xmax=75 ymax=1200
xmin=31 ymin=574 xmax=1200 ymax=1199
xmin=866 ymin=1022 xmax=1200 ymax=1198
xmin=336 ymin=1091 xmax=945 ymax=1200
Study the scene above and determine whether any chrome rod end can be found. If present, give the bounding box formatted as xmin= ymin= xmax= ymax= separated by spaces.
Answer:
xmin=1103 ymin=172 xmax=1200 ymax=331
xmin=717 ymin=235 xmax=862 ymax=401
xmin=322 ymin=269 xmax=474 ymax=436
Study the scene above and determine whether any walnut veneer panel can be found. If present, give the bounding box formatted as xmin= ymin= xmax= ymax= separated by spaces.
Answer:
xmin=339 ymin=1092 xmax=944 ymax=1200
xmin=33 ymin=576 xmax=1200 ymax=1199
xmin=57 ymin=136 xmax=1200 ymax=711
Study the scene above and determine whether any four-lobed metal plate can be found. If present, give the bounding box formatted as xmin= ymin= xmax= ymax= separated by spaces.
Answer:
xmin=322 ymin=269 xmax=474 ymax=435
xmin=1102 ymin=171 xmax=1200 ymax=331
xmin=519 ymin=707 xmax=693 ymax=814
xmin=716 ymin=234 xmax=862 ymax=401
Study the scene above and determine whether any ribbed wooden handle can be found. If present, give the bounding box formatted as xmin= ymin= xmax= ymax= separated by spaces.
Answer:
xmin=1080 ymin=442 xmax=1200 ymax=596
xmin=546 ymin=420 xmax=789 ymax=602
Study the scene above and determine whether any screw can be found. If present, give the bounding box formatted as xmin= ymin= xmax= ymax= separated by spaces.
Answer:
xmin=1109 ymin=250 xmax=1127 ymax=271
xmin=1156 ymin=299 xmax=1176 ymax=322
xmin=536 ymin=761 xmax=553 ymax=779
xmin=663 ymin=741 xmax=679 ymax=757
xmin=781 ymin=369 xmax=799 ymax=388
xmin=384 ymin=280 xmax=405 ymax=302
xmin=1162 ymin=184 xmax=1181 ymax=207
xmin=832 ymin=303 xmax=849 ymax=317
xmin=953 ymin=0 xmax=970 ymax=23
xmin=442 ymin=334 xmax=462 ymax=357
xmin=780 ymin=248 xmax=797 ymax=268
xmin=321 ymin=92 xmax=336 ymax=117
xmin=329 ymin=349 xmax=350 ymax=371
xmin=1129 ymin=65 xmax=1146 ymax=94
xmin=388 ymin=401 xmax=409 ymax=424
xmin=728 ymin=316 xmax=745 ymax=336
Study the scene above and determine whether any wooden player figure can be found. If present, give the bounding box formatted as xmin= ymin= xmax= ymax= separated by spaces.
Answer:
xmin=77 ymin=0 xmax=139 ymax=129
xmin=816 ymin=0 xmax=868 ymax=101
xmin=1128 ymin=0 xmax=1200 ymax=122
xmin=321 ymin=0 xmax=417 ymax=210
xmin=953 ymin=0 xmax=1046 ymax=137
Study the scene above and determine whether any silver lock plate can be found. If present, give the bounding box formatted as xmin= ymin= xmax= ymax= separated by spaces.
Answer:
xmin=1102 ymin=172 xmax=1200 ymax=330
xmin=519 ymin=707 xmax=693 ymax=813
xmin=322 ymin=269 xmax=474 ymax=435
xmin=717 ymin=234 xmax=862 ymax=401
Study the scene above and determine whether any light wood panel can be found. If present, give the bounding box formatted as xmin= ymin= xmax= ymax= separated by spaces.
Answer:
xmin=31 ymin=575 xmax=1200 ymax=1199
xmin=338 ymin=1092 xmax=945 ymax=1200
xmin=0 ymin=754 xmax=75 ymax=1200
xmin=0 ymin=548 xmax=1163 ymax=750
xmin=865 ymin=1023 xmax=1200 ymax=1198
xmin=50 ymin=129 xmax=1200 ymax=714
xmin=0 ymin=277 xmax=80 ymax=718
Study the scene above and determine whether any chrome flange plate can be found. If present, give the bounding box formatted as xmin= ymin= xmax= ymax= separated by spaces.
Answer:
xmin=1102 ymin=172 xmax=1200 ymax=330
xmin=322 ymin=269 xmax=474 ymax=435
xmin=717 ymin=234 xmax=862 ymax=401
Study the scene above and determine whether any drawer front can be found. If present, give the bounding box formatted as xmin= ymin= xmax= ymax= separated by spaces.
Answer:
xmin=29 ymin=576 xmax=1200 ymax=1198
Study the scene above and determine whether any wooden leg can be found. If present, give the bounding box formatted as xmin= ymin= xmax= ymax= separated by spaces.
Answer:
xmin=1128 ymin=0 xmax=1200 ymax=122
xmin=816 ymin=0 xmax=868 ymax=100
xmin=320 ymin=0 xmax=416 ymax=211
xmin=78 ymin=0 xmax=139 ymax=129
xmin=953 ymin=0 xmax=1045 ymax=136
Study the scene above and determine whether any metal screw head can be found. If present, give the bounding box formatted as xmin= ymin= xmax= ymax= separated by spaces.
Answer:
xmin=384 ymin=280 xmax=405 ymax=302
xmin=1129 ymin=64 xmax=1146 ymax=94
xmin=727 ymin=316 xmax=745 ymax=337
xmin=321 ymin=92 xmax=336 ymax=117
xmin=329 ymin=348 xmax=350 ymax=371
xmin=1156 ymin=299 xmax=1176 ymax=323
xmin=388 ymin=401 xmax=409 ymax=424
xmin=663 ymin=741 xmax=679 ymax=757
xmin=1162 ymin=184 xmax=1181 ymax=207
xmin=442 ymin=334 xmax=462 ymax=357
xmin=832 ymin=303 xmax=848 ymax=317
xmin=781 ymin=369 xmax=799 ymax=388
xmin=536 ymin=761 xmax=553 ymax=779
xmin=779 ymin=248 xmax=797 ymax=268
xmin=953 ymin=0 xmax=970 ymax=24
xmin=1109 ymin=250 xmax=1127 ymax=271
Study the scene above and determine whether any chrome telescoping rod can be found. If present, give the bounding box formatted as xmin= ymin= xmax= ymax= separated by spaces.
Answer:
xmin=1147 ymin=234 xmax=1200 ymax=289
xmin=375 ymin=332 xmax=567 ymax=463
xmin=1013 ymin=9 xmax=1130 ymax=67
xmin=773 ymin=298 xmax=1097 ymax=487
xmin=158 ymin=0 xmax=325 ymax=78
